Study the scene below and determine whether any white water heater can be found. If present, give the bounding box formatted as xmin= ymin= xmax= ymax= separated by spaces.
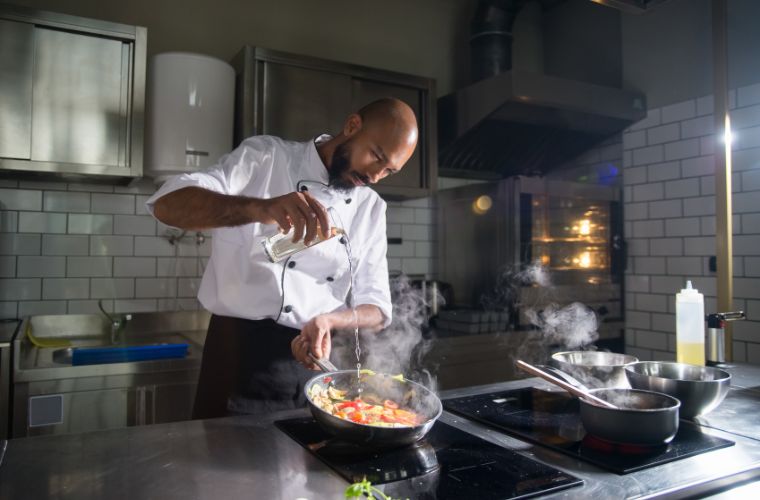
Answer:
xmin=144 ymin=52 xmax=235 ymax=183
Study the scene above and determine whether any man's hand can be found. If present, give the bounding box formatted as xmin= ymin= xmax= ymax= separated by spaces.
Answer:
xmin=252 ymin=191 xmax=330 ymax=245
xmin=291 ymin=314 xmax=333 ymax=370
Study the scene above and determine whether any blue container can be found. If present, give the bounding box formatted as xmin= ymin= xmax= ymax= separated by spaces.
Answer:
xmin=71 ymin=343 xmax=189 ymax=366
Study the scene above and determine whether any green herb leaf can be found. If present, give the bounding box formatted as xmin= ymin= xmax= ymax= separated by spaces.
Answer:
xmin=345 ymin=478 xmax=374 ymax=498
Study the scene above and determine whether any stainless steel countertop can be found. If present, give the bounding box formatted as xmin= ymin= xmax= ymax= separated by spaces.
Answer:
xmin=1 ymin=364 xmax=760 ymax=499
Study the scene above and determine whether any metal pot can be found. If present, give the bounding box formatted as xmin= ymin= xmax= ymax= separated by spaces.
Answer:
xmin=579 ymin=388 xmax=681 ymax=446
xmin=304 ymin=370 xmax=442 ymax=449
xmin=551 ymin=351 xmax=639 ymax=389
xmin=625 ymin=361 xmax=731 ymax=419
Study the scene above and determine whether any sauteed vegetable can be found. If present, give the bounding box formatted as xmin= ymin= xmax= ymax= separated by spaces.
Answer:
xmin=308 ymin=379 xmax=423 ymax=427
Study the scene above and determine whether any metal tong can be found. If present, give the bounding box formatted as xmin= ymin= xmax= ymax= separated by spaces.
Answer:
xmin=308 ymin=352 xmax=339 ymax=372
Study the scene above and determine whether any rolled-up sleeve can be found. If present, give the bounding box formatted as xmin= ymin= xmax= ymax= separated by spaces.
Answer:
xmin=145 ymin=137 xmax=269 ymax=219
xmin=351 ymin=198 xmax=392 ymax=328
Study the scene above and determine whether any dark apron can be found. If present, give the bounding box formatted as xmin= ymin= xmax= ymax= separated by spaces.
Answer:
xmin=192 ymin=315 xmax=314 ymax=419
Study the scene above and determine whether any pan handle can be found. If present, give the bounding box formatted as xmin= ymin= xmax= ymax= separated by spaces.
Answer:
xmin=536 ymin=365 xmax=589 ymax=391
xmin=308 ymin=352 xmax=339 ymax=372
xmin=516 ymin=360 xmax=619 ymax=410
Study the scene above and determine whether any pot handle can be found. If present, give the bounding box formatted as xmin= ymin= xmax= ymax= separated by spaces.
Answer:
xmin=308 ymin=352 xmax=339 ymax=372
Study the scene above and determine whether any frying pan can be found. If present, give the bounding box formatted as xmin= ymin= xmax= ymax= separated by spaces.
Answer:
xmin=304 ymin=357 xmax=442 ymax=448
xmin=518 ymin=360 xmax=680 ymax=446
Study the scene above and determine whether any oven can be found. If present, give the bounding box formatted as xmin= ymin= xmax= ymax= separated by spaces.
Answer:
xmin=435 ymin=176 xmax=624 ymax=348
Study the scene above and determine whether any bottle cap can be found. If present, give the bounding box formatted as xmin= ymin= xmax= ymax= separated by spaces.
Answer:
xmin=681 ymin=280 xmax=699 ymax=294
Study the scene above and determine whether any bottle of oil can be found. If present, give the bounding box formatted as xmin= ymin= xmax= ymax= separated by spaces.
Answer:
xmin=676 ymin=280 xmax=705 ymax=365
xmin=261 ymin=226 xmax=344 ymax=263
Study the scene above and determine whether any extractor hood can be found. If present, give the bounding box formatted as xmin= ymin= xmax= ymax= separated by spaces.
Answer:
xmin=437 ymin=0 xmax=648 ymax=179
xmin=438 ymin=70 xmax=646 ymax=178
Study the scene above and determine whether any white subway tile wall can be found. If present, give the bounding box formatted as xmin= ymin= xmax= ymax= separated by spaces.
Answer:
xmin=0 ymin=175 xmax=445 ymax=316
xmin=623 ymin=86 xmax=760 ymax=364
xmin=0 ymin=179 xmax=208 ymax=316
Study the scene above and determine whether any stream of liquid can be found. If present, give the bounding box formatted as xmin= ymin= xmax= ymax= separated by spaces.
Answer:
xmin=345 ymin=243 xmax=362 ymax=392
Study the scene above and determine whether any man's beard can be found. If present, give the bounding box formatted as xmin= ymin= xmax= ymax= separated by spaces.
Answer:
xmin=328 ymin=141 xmax=359 ymax=193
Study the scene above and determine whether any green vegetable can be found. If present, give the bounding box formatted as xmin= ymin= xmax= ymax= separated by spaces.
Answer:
xmin=358 ymin=369 xmax=405 ymax=382
xmin=344 ymin=477 xmax=406 ymax=500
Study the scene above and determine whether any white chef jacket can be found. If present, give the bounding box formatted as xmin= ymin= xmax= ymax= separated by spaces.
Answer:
xmin=145 ymin=134 xmax=392 ymax=330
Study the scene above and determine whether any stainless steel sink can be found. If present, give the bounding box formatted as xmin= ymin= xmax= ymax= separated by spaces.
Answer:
xmin=50 ymin=333 xmax=198 ymax=365
xmin=12 ymin=310 xmax=211 ymax=438
xmin=15 ymin=311 xmax=210 ymax=373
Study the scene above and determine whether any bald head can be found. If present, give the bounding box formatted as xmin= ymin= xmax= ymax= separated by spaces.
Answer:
xmin=322 ymin=98 xmax=419 ymax=192
xmin=357 ymin=97 xmax=418 ymax=148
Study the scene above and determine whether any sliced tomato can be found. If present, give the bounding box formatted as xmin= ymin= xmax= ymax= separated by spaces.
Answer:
xmin=349 ymin=411 xmax=367 ymax=424
xmin=322 ymin=376 xmax=333 ymax=383
xmin=383 ymin=399 xmax=399 ymax=410
xmin=336 ymin=400 xmax=361 ymax=410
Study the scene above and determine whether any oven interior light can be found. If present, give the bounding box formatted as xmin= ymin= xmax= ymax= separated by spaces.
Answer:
xmin=576 ymin=252 xmax=591 ymax=268
xmin=578 ymin=219 xmax=591 ymax=236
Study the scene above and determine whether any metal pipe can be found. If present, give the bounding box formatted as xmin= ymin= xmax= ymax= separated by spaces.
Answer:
xmin=712 ymin=0 xmax=733 ymax=361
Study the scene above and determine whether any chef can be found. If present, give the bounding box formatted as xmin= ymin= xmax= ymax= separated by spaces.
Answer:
xmin=146 ymin=97 xmax=418 ymax=418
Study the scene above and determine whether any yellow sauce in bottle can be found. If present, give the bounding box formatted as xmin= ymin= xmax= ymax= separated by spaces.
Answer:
xmin=676 ymin=341 xmax=705 ymax=365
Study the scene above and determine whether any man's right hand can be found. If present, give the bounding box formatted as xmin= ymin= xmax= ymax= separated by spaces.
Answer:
xmin=250 ymin=191 xmax=330 ymax=244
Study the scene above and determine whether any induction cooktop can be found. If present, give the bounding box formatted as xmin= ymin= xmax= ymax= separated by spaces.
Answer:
xmin=443 ymin=387 xmax=734 ymax=474
xmin=276 ymin=416 xmax=583 ymax=499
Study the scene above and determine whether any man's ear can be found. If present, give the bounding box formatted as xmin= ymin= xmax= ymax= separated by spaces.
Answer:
xmin=343 ymin=114 xmax=362 ymax=137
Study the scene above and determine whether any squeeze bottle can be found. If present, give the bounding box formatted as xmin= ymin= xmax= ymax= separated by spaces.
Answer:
xmin=676 ymin=280 xmax=705 ymax=365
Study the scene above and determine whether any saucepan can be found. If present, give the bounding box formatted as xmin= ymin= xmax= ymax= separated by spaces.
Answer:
xmin=551 ymin=350 xmax=639 ymax=389
xmin=518 ymin=360 xmax=681 ymax=446
xmin=625 ymin=361 xmax=731 ymax=418
xmin=304 ymin=355 xmax=442 ymax=449
xmin=579 ymin=388 xmax=681 ymax=446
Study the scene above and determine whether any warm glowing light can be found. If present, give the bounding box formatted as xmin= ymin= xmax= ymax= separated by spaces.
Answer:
xmin=472 ymin=195 xmax=493 ymax=215
xmin=578 ymin=219 xmax=591 ymax=236
xmin=578 ymin=252 xmax=591 ymax=268
xmin=540 ymin=255 xmax=550 ymax=266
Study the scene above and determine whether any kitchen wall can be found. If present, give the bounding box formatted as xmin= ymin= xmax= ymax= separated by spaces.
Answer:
xmin=8 ymin=0 xmax=475 ymax=96
xmin=619 ymin=0 xmax=760 ymax=363
xmin=0 ymin=176 xmax=446 ymax=318
xmin=622 ymin=0 xmax=760 ymax=108
xmin=621 ymin=88 xmax=760 ymax=364
xmin=0 ymin=179 xmax=206 ymax=317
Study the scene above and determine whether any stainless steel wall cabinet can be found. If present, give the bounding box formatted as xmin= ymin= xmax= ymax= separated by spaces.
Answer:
xmin=0 ymin=3 xmax=146 ymax=181
xmin=231 ymin=46 xmax=437 ymax=199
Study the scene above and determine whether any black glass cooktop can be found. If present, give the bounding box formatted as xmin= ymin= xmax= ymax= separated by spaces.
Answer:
xmin=444 ymin=387 xmax=734 ymax=475
xmin=276 ymin=417 xmax=583 ymax=499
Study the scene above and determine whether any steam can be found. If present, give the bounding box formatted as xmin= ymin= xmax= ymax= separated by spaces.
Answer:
xmin=482 ymin=262 xmax=602 ymax=368
xmin=479 ymin=261 xmax=551 ymax=311
xmin=331 ymin=275 xmax=440 ymax=392
xmin=524 ymin=303 xmax=598 ymax=350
